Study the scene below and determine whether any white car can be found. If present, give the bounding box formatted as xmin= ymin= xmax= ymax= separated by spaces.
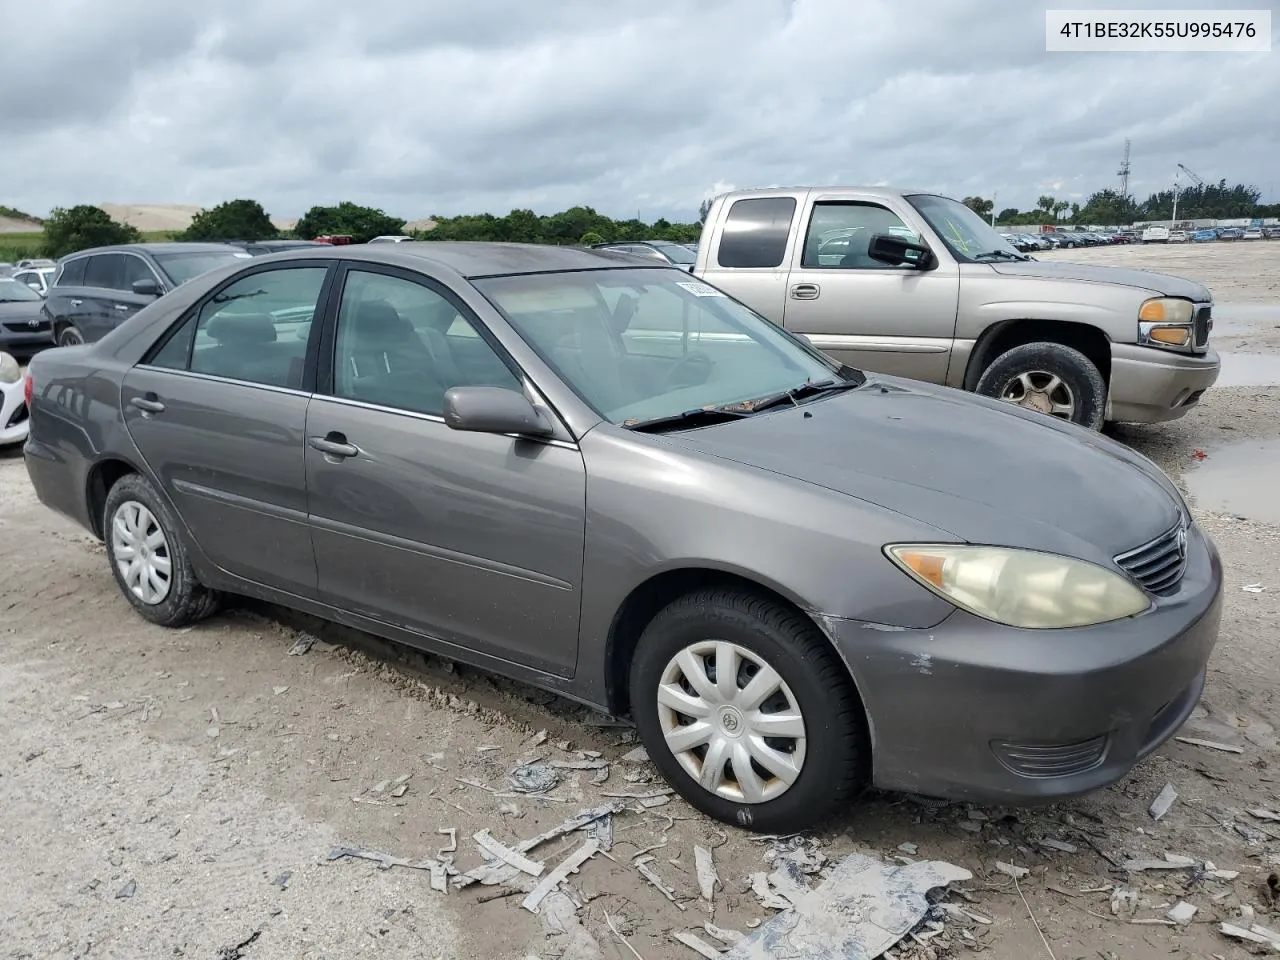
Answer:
xmin=1142 ymin=226 xmax=1170 ymax=243
xmin=11 ymin=266 xmax=55 ymax=296
xmin=1243 ymin=228 xmax=1263 ymax=241
xmin=366 ymin=235 xmax=414 ymax=243
xmin=0 ymin=352 xmax=28 ymax=447
xmin=1168 ymin=230 xmax=1188 ymax=243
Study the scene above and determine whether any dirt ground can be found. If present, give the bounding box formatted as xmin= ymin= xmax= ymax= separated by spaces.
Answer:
xmin=3 ymin=241 xmax=1280 ymax=960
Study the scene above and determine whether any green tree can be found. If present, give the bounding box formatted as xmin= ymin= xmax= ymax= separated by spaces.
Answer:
xmin=961 ymin=196 xmax=993 ymax=219
xmin=179 ymin=199 xmax=278 ymax=242
xmin=698 ymin=198 xmax=714 ymax=224
xmin=579 ymin=231 xmax=606 ymax=245
xmin=294 ymin=202 xmax=406 ymax=243
xmin=996 ymin=207 xmax=1021 ymax=223
xmin=1077 ymin=189 xmax=1135 ymax=225
xmin=1035 ymin=195 xmax=1055 ymax=216
xmin=41 ymin=205 xmax=141 ymax=259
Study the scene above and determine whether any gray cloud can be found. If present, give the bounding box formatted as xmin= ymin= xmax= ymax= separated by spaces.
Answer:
xmin=1 ymin=0 xmax=1276 ymax=222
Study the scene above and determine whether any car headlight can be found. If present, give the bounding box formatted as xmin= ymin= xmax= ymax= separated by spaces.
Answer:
xmin=885 ymin=544 xmax=1151 ymax=629
xmin=0 ymin=352 xmax=19 ymax=385
xmin=1138 ymin=298 xmax=1195 ymax=351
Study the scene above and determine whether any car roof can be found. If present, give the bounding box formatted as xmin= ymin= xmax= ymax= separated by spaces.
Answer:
xmin=59 ymin=242 xmax=245 ymax=260
xmin=256 ymin=241 xmax=657 ymax=279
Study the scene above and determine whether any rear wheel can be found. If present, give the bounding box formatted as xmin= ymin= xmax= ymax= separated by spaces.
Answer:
xmin=57 ymin=324 xmax=84 ymax=347
xmin=628 ymin=589 xmax=867 ymax=833
xmin=103 ymin=473 xmax=221 ymax=627
xmin=976 ymin=341 xmax=1106 ymax=430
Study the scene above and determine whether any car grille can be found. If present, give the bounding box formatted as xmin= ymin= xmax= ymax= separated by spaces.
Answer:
xmin=1115 ymin=521 xmax=1188 ymax=594
xmin=2 ymin=320 xmax=50 ymax=333
xmin=992 ymin=735 xmax=1108 ymax=778
xmin=1193 ymin=305 xmax=1211 ymax=349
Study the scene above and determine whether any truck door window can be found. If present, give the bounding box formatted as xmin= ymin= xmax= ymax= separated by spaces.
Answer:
xmin=801 ymin=203 xmax=918 ymax=269
xmin=716 ymin=197 xmax=796 ymax=269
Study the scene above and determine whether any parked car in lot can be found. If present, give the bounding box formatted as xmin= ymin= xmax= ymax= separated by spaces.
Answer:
xmin=366 ymin=235 xmax=415 ymax=244
xmin=1112 ymin=232 xmax=1138 ymax=244
xmin=1192 ymin=229 xmax=1217 ymax=243
xmin=228 ymin=239 xmax=329 ymax=256
xmin=43 ymin=243 xmax=254 ymax=346
xmin=11 ymin=265 xmax=55 ymax=296
xmin=1142 ymin=226 xmax=1171 ymax=243
xmin=694 ymin=188 xmax=1220 ymax=430
xmin=591 ymin=240 xmax=697 ymax=271
xmin=0 ymin=277 xmax=55 ymax=359
xmin=22 ymin=242 xmax=1224 ymax=832
xmin=1168 ymin=230 xmax=1188 ymax=243
xmin=1264 ymin=226 xmax=1280 ymax=240
xmin=0 ymin=351 xmax=29 ymax=447
xmin=1218 ymin=227 xmax=1244 ymax=241
xmin=1243 ymin=228 xmax=1263 ymax=241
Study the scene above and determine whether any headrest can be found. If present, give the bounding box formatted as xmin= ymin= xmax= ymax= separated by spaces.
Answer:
xmin=206 ymin=313 xmax=276 ymax=345
xmin=351 ymin=299 xmax=411 ymax=341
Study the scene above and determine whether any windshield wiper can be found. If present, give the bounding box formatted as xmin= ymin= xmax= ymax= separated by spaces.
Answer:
xmin=743 ymin=376 xmax=865 ymax=414
xmin=623 ymin=407 xmax=753 ymax=433
xmin=972 ymin=249 xmax=1028 ymax=262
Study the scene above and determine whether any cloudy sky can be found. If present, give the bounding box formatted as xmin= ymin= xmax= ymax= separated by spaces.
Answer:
xmin=2 ymin=0 xmax=1277 ymax=223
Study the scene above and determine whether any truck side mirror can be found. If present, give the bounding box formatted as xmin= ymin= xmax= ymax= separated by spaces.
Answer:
xmin=868 ymin=233 xmax=934 ymax=269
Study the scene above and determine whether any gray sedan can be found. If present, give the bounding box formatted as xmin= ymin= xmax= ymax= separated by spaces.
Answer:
xmin=23 ymin=243 xmax=1222 ymax=832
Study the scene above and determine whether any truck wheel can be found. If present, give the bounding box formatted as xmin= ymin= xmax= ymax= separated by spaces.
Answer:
xmin=976 ymin=342 xmax=1106 ymax=430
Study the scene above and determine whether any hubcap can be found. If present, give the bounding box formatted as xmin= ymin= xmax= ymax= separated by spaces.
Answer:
xmin=60 ymin=328 xmax=84 ymax=346
xmin=110 ymin=500 xmax=172 ymax=605
xmin=1000 ymin=370 xmax=1075 ymax=419
xmin=656 ymin=640 xmax=807 ymax=804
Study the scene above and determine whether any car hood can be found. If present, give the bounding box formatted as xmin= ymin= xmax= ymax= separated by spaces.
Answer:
xmin=668 ymin=377 xmax=1183 ymax=562
xmin=989 ymin=260 xmax=1211 ymax=301
xmin=0 ymin=300 xmax=44 ymax=321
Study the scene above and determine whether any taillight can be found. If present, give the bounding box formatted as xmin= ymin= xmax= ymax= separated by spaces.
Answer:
xmin=23 ymin=372 xmax=33 ymax=407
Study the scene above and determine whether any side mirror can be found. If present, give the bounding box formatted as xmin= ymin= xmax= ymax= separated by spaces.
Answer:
xmin=442 ymin=386 xmax=554 ymax=438
xmin=868 ymin=233 xmax=934 ymax=269
xmin=131 ymin=278 xmax=160 ymax=297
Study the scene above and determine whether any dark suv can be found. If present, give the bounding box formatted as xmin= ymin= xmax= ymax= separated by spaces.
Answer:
xmin=43 ymin=243 xmax=253 ymax=346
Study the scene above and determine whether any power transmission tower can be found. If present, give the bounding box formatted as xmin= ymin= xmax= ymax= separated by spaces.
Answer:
xmin=1117 ymin=139 xmax=1131 ymax=200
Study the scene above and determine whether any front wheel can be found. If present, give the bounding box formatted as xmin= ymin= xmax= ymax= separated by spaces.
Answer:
xmin=975 ymin=341 xmax=1107 ymax=430
xmin=57 ymin=324 xmax=85 ymax=347
xmin=629 ymin=589 xmax=867 ymax=833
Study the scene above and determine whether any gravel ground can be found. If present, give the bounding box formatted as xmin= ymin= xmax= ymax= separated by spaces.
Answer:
xmin=3 ymin=241 xmax=1280 ymax=960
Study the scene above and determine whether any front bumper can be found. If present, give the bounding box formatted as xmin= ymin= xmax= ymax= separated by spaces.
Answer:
xmin=1107 ymin=343 xmax=1220 ymax=424
xmin=829 ymin=524 xmax=1223 ymax=804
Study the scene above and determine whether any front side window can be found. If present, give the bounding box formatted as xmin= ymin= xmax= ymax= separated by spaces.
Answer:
xmin=800 ymin=203 xmax=921 ymax=269
xmin=331 ymin=270 xmax=520 ymax=417
xmin=716 ymin=197 xmax=797 ymax=269
xmin=169 ymin=266 xmax=329 ymax=387
xmin=120 ymin=255 xmax=157 ymax=289
xmin=476 ymin=268 xmax=838 ymax=425
xmin=651 ymin=243 xmax=696 ymax=265
xmin=83 ymin=253 xmax=124 ymax=290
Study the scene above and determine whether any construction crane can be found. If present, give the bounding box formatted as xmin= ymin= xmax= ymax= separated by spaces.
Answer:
xmin=1117 ymin=139 xmax=1132 ymax=200
xmin=1172 ymin=163 xmax=1205 ymax=223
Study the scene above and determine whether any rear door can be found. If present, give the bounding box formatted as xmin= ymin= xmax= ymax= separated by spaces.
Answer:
xmin=781 ymin=196 xmax=960 ymax=382
xmin=696 ymin=194 xmax=804 ymax=324
xmin=45 ymin=255 xmax=94 ymax=342
xmin=303 ymin=264 xmax=587 ymax=677
xmin=120 ymin=261 xmax=335 ymax=596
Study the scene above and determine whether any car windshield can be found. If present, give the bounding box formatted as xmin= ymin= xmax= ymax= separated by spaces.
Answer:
xmin=652 ymin=243 xmax=696 ymax=264
xmin=907 ymin=194 xmax=1025 ymax=262
xmin=0 ymin=278 xmax=42 ymax=302
xmin=152 ymin=249 xmax=252 ymax=285
xmin=474 ymin=268 xmax=845 ymax=426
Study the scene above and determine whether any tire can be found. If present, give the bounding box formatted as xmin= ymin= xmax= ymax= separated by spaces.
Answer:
xmin=57 ymin=324 xmax=85 ymax=347
xmin=975 ymin=341 xmax=1107 ymax=430
xmin=628 ymin=589 xmax=867 ymax=833
xmin=103 ymin=473 xmax=222 ymax=627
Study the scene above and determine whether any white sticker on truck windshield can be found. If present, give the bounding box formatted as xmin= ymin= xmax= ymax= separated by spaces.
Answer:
xmin=676 ymin=281 xmax=724 ymax=298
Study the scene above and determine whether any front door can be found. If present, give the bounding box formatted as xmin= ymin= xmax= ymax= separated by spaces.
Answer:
xmin=120 ymin=262 xmax=334 ymax=596
xmin=304 ymin=265 xmax=587 ymax=677
xmin=782 ymin=199 xmax=960 ymax=383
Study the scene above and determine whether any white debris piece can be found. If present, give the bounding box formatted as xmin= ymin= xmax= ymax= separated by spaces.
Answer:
xmin=1220 ymin=922 xmax=1280 ymax=946
xmin=723 ymin=854 xmax=972 ymax=960
xmin=995 ymin=861 xmax=1029 ymax=879
xmin=673 ymin=931 xmax=723 ymax=959
xmin=1110 ymin=887 xmax=1139 ymax=916
xmin=1242 ymin=583 xmax=1266 ymax=593
xmin=1038 ymin=839 xmax=1078 ymax=853
xmin=521 ymin=839 xmax=600 ymax=914
xmin=1167 ymin=901 xmax=1197 ymax=925
xmin=620 ymin=746 xmax=650 ymax=763
xmin=472 ymin=829 xmax=545 ymax=876
xmin=750 ymin=872 xmax=794 ymax=910
xmin=704 ymin=923 xmax=745 ymax=946
xmin=1204 ymin=860 xmax=1240 ymax=881
xmin=1175 ymin=736 xmax=1244 ymax=754
xmin=1149 ymin=783 xmax=1178 ymax=820
xmin=694 ymin=845 xmax=718 ymax=903
xmin=1249 ymin=808 xmax=1280 ymax=822
xmin=1121 ymin=852 xmax=1197 ymax=872
xmin=636 ymin=855 xmax=686 ymax=911
xmin=897 ymin=843 xmax=918 ymax=855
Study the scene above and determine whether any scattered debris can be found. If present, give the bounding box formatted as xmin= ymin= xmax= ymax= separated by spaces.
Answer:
xmin=1166 ymin=901 xmax=1197 ymax=925
xmin=473 ymin=829 xmax=545 ymax=876
xmin=115 ymin=879 xmax=136 ymax=900
xmin=586 ymin=813 xmax=614 ymax=851
xmin=1235 ymin=822 xmax=1269 ymax=845
xmin=620 ymin=746 xmax=650 ymax=763
xmin=521 ymin=839 xmax=600 ymax=914
xmin=525 ymin=729 xmax=548 ymax=748
xmin=1220 ymin=922 xmax=1280 ymax=947
xmin=1149 ymin=783 xmax=1178 ymax=821
xmin=995 ymin=861 xmax=1029 ymax=879
xmin=477 ymin=744 xmax=501 ymax=753
xmin=1191 ymin=448 xmax=1207 ymax=461
xmin=704 ymin=923 xmax=745 ymax=946
xmin=1111 ymin=887 xmax=1138 ymax=916
xmin=636 ymin=855 xmax=686 ymax=911
xmin=1175 ymin=736 xmax=1244 ymax=754
xmin=605 ymin=911 xmax=645 ymax=960
xmin=1242 ymin=583 xmax=1266 ymax=593
xmin=1120 ymin=853 xmax=1196 ymax=872
xmin=1204 ymin=860 xmax=1240 ymax=881
xmin=550 ymin=759 xmax=610 ymax=771
xmin=475 ymin=887 xmax=522 ymax=904
xmin=639 ymin=795 xmax=671 ymax=809
xmin=286 ymin=634 xmax=316 ymax=656
xmin=216 ymin=930 xmax=262 ymax=960
xmin=1038 ymin=839 xmax=1078 ymax=854
xmin=1249 ymin=807 xmax=1280 ymax=822
xmin=437 ymin=828 xmax=457 ymax=856
xmin=750 ymin=872 xmax=798 ymax=910
xmin=272 ymin=686 xmax=289 ymax=695
xmin=455 ymin=803 xmax=622 ymax=890
xmin=897 ymin=843 xmax=918 ymax=855
xmin=673 ymin=931 xmax=722 ymax=958
xmin=510 ymin=762 xmax=561 ymax=794
xmin=724 ymin=854 xmax=971 ymax=960
xmin=694 ymin=845 xmax=718 ymax=904
xmin=601 ymin=788 xmax=674 ymax=800
xmin=327 ymin=845 xmax=441 ymax=874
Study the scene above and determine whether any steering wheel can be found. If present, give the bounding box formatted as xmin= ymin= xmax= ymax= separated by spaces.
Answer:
xmin=665 ymin=350 xmax=715 ymax=389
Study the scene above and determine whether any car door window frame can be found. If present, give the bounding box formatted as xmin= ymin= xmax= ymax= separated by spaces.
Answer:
xmin=83 ymin=253 xmax=125 ymax=290
xmin=119 ymin=252 xmax=164 ymax=291
xmin=798 ymin=201 xmax=922 ymax=270
xmin=137 ymin=259 xmax=338 ymax=395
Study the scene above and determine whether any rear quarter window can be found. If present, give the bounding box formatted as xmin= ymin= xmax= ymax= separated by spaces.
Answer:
xmin=716 ymin=197 xmax=797 ymax=269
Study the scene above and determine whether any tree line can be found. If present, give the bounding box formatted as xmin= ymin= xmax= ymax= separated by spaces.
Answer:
xmin=964 ymin=180 xmax=1279 ymax=226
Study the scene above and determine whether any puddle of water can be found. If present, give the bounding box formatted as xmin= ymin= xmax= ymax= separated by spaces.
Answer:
xmin=1207 ymin=303 xmax=1280 ymax=337
xmin=1185 ymin=439 xmax=1280 ymax=524
xmin=1215 ymin=353 xmax=1280 ymax=388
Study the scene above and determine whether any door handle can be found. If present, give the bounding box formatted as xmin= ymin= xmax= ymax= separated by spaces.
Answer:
xmin=130 ymin=394 xmax=165 ymax=414
xmin=790 ymin=283 xmax=821 ymax=300
xmin=308 ymin=434 xmax=360 ymax=459
xmin=69 ymin=298 xmax=82 ymax=307
xmin=114 ymin=304 xmax=130 ymax=312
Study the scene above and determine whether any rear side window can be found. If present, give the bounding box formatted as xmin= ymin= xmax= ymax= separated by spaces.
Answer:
xmin=716 ymin=197 xmax=797 ymax=269
xmin=57 ymin=257 xmax=87 ymax=287
xmin=83 ymin=254 xmax=124 ymax=290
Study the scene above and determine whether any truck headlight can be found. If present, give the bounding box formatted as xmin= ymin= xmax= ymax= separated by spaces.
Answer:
xmin=885 ymin=544 xmax=1151 ymax=629
xmin=1138 ymin=298 xmax=1196 ymax=351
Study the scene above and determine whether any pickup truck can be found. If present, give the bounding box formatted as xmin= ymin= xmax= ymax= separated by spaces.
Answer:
xmin=693 ymin=188 xmax=1220 ymax=430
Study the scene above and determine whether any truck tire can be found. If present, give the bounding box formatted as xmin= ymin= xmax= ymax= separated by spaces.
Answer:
xmin=976 ymin=342 xmax=1106 ymax=431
